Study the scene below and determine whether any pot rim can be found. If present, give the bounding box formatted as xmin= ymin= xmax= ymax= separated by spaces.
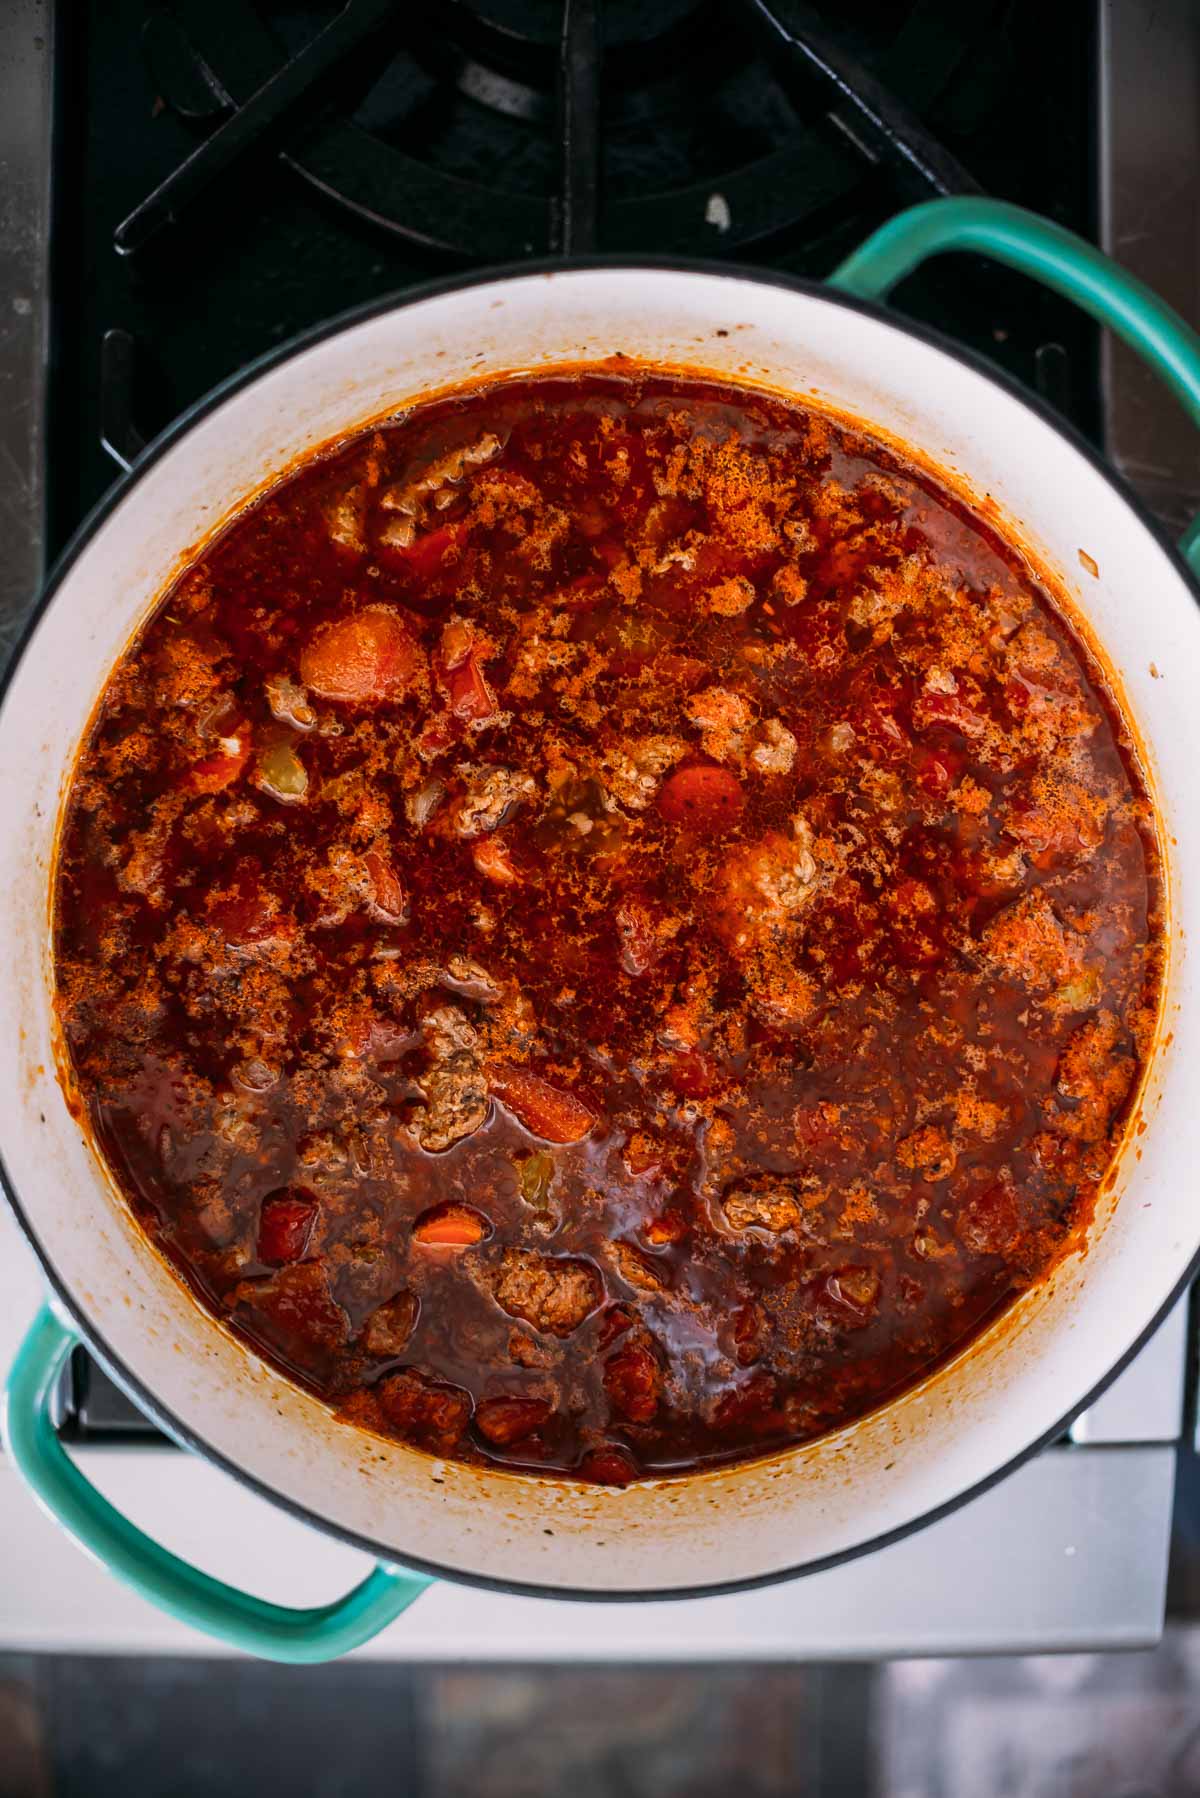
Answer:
xmin=5 ymin=252 xmax=1198 ymax=1603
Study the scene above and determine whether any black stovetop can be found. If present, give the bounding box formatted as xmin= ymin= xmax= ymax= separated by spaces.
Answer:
xmin=50 ymin=0 xmax=1101 ymax=1435
xmin=50 ymin=2 xmax=1100 ymax=546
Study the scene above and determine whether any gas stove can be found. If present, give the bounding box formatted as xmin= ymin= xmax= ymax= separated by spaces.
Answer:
xmin=0 ymin=0 xmax=1193 ymax=1655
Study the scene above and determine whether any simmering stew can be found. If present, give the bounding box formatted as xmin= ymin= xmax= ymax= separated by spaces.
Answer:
xmin=55 ymin=370 xmax=1162 ymax=1484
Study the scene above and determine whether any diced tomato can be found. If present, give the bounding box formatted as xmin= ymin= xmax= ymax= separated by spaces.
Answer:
xmin=622 ymin=1135 xmax=664 ymax=1179
xmin=188 ymin=727 xmax=251 ymax=794
xmin=668 ymin=1050 xmax=721 ymax=1099
xmin=913 ymin=744 xmax=964 ymax=798
xmin=439 ymin=617 xmax=474 ymax=670
xmin=604 ymin=1341 xmax=661 ymax=1423
xmin=559 ymin=570 xmax=606 ymax=602
xmin=364 ymin=849 xmax=406 ymax=922
xmin=658 ymin=763 xmax=745 ymax=831
xmin=385 ymin=521 xmax=465 ymax=580
xmin=644 ymin=1211 xmax=688 ymax=1246
xmin=912 ymin=687 xmax=988 ymax=738
xmin=208 ymin=897 xmax=270 ymax=943
xmin=472 ymin=835 xmax=521 ymax=885
xmin=731 ymin=1301 xmax=762 ymax=1365
xmin=300 ymin=606 xmax=422 ymax=704
xmin=712 ymin=1372 xmax=777 ymax=1430
xmin=475 ymin=1395 xmax=552 ymax=1447
xmin=412 ymin=1202 xmax=492 ymax=1247
xmin=235 ymin=1262 xmax=348 ymax=1366
xmin=434 ymin=617 xmax=499 ymax=726
xmin=956 ymin=1180 xmax=1022 ymax=1258
xmin=444 ymin=654 xmax=497 ymax=725
xmin=207 ymin=876 xmax=286 ymax=947
xmin=823 ymin=1265 xmax=881 ymax=1320
xmin=490 ymin=1066 xmax=596 ymax=1144
xmin=794 ymin=1101 xmax=842 ymax=1154
xmin=377 ymin=1369 xmax=472 ymax=1449
xmin=591 ymin=536 xmax=627 ymax=572
xmin=415 ymin=713 xmax=456 ymax=761
xmin=596 ymin=1304 xmax=636 ymax=1350
xmin=257 ymin=1189 xmax=317 ymax=1266
xmin=578 ymin=1444 xmax=638 ymax=1487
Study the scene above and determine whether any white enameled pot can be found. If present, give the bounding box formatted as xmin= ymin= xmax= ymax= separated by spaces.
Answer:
xmin=3 ymin=201 xmax=1200 ymax=1651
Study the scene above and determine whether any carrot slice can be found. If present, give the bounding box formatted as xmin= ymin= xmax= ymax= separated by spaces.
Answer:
xmin=187 ymin=727 xmax=251 ymax=794
xmin=412 ymin=1202 xmax=491 ymax=1247
xmin=300 ymin=607 xmax=422 ymax=704
xmin=490 ymin=1067 xmax=596 ymax=1144
xmin=658 ymin=762 xmax=745 ymax=830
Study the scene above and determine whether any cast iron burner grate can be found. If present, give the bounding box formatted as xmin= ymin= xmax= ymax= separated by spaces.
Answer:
xmin=124 ymin=0 xmax=988 ymax=261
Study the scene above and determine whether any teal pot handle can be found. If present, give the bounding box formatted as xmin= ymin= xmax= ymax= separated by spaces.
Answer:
xmin=2 ymin=1305 xmax=431 ymax=1662
xmin=828 ymin=196 xmax=1200 ymax=577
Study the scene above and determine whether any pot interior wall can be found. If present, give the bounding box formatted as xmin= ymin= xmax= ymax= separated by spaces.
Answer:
xmin=0 ymin=267 xmax=1196 ymax=1594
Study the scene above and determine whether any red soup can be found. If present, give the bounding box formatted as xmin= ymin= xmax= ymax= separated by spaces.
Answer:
xmin=54 ymin=371 xmax=1163 ymax=1483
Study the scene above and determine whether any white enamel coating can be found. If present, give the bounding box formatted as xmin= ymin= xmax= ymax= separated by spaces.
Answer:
xmin=1 ymin=268 xmax=1196 ymax=1596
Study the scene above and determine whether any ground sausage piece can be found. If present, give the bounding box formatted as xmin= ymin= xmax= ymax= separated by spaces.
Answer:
xmin=578 ymin=1445 xmax=638 ymax=1486
xmin=231 ymin=1262 xmax=349 ymax=1375
xmin=323 ymin=483 xmax=368 ymax=554
xmin=609 ymin=1241 xmax=669 ymax=1292
xmin=413 ymin=1007 xmax=489 ymax=1151
xmin=376 ymin=1369 xmax=472 ymax=1451
xmin=982 ymin=890 xmax=1080 ymax=994
xmin=603 ymin=735 xmax=687 ymax=810
xmin=1054 ymin=1009 xmax=1136 ymax=1142
xmin=955 ymin=1179 xmax=1024 ymax=1260
xmin=712 ymin=822 xmax=819 ymax=951
xmin=488 ymin=1249 xmax=602 ymax=1337
xmin=604 ymin=1340 xmax=662 ymax=1423
xmin=723 ymin=1186 xmax=803 ymax=1234
xmin=450 ymin=766 xmax=537 ymax=837
xmin=474 ymin=1395 xmax=552 ymax=1446
xmin=896 ymin=1124 xmax=957 ymax=1182
xmin=683 ymin=687 xmax=753 ymax=763
xmin=750 ymin=718 xmax=798 ymax=775
xmin=362 ymin=1290 xmax=419 ymax=1358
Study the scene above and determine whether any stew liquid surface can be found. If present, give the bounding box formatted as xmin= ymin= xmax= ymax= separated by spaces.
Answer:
xmin=55 ymin=371 xmax=1162 ymax=1484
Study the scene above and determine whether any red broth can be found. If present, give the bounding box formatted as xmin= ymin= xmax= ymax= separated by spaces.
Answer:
xmin=54 ymin=371 xmax=1162 ymax=1482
